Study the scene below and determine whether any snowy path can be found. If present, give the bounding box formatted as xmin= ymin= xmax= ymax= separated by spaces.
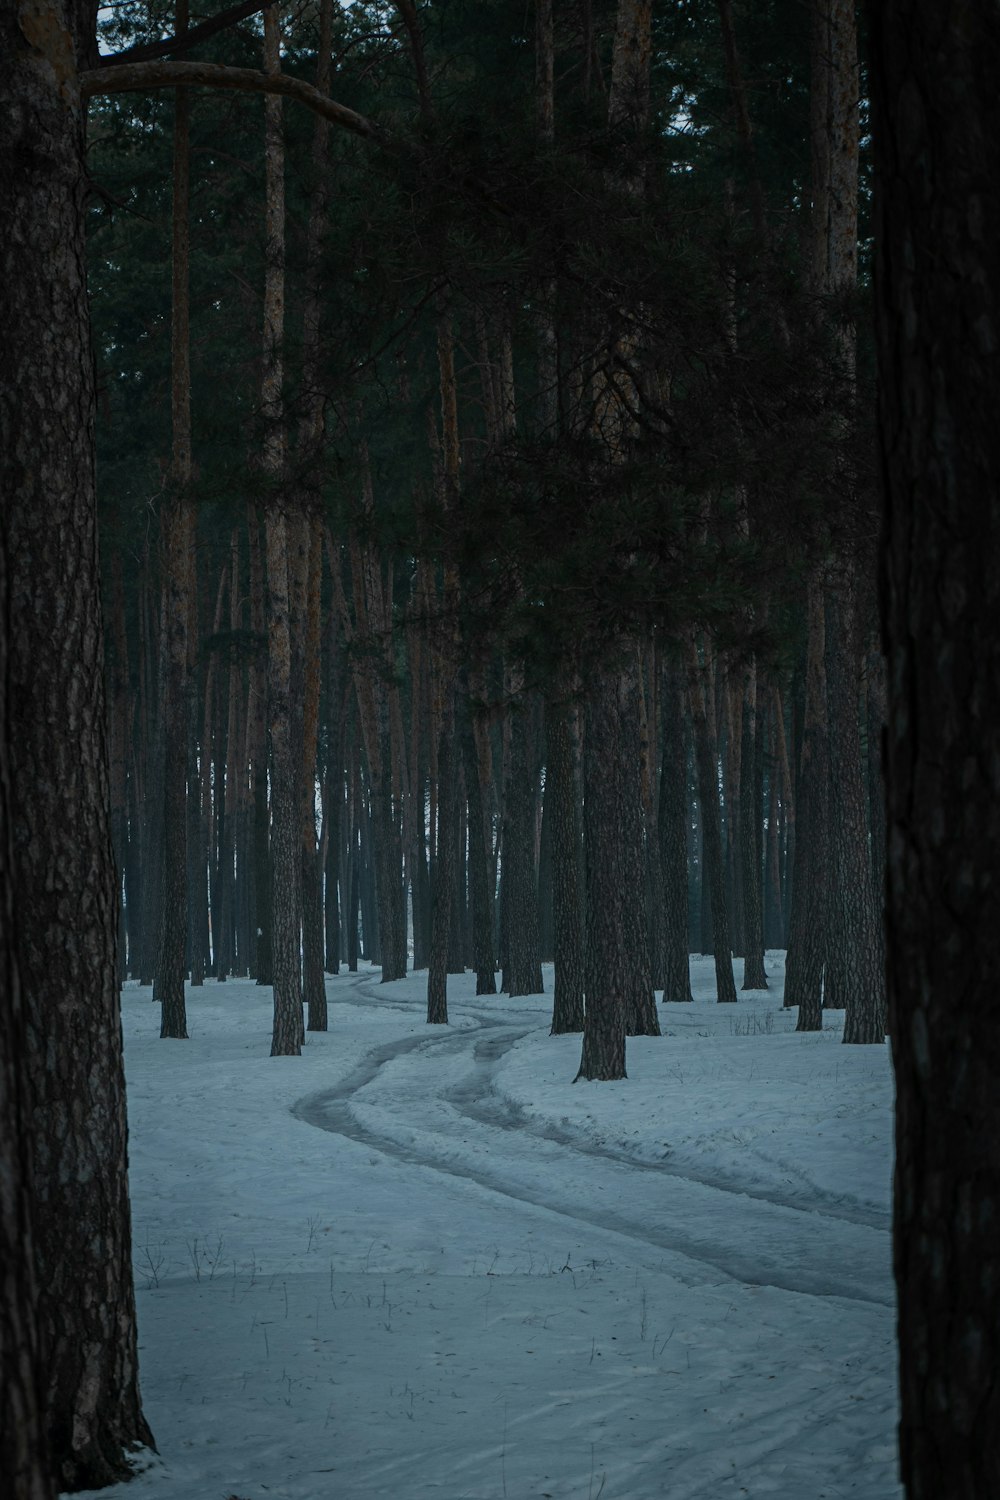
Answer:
xmin=77 ymin=960 xmax=902 ymax=1500
xmin=295 ymin=975 xmax=891 ymax=1308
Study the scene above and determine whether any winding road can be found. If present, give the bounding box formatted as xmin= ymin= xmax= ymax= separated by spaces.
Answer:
xmin=293 ymin=971 xmax=892 ymax=1311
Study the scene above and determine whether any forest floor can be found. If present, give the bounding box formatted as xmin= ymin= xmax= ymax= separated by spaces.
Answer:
xmin=74 ymin=954 xmax=902 ymax=1500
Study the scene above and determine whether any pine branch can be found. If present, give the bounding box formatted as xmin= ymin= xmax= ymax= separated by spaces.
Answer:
xmin=80 ymin=60 xmax=386 ymax=146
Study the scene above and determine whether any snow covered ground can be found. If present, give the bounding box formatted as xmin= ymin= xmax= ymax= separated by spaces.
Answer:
xmin=76 ymin=954 xmax=902 ymax=1500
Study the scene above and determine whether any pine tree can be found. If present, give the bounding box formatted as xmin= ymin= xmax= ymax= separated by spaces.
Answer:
xmin=872 ymin=5 xmax=1000 ymax=1493
xmin=2 ymin=0 xmax=154 ymax=1481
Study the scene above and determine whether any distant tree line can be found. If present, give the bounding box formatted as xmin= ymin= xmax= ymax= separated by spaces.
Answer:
xmin=89 ymin=0 xmax=884 ymax=1076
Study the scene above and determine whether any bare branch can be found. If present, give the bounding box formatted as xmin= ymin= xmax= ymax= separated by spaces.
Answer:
xmin=392 ymin=0 xmax=433 ymax=125
xmin=80 ymin=60 xmax=386 ymax=146
xmin=100 ymin=0 xmax=272 ymax=68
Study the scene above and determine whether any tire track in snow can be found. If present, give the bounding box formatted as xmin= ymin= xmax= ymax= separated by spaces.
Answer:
xmin=454 ymin=1031 xmax=889 ymax=1235
xmin=294 ymin=976 xmax=892 ymax=1309
xmin=330 ymin=972 xmax=889 ymax=1232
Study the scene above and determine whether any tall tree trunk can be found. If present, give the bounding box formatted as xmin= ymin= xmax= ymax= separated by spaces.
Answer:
xmin=462 ymin=690 xmax=497 ymax=994
xmin=124 ymin=747 xmax=144 ymax=979
xmin=139 ymin=583 xmax=164 ymax=991
xmin=448 ymin=767 xmax=468 ymax=973
xmin=619 ymin=662 xmax=660 ymax=1037
xmin=724 ymin=675 xmax=745 ymax=959
xmin=871 ymin=6 xmax=1000 ymax=1494
xmin=426 ymin=687 xmax=455 ymax=1024
xmin=301 ymin=518 xmax=327 ymax=1029
xmin=346 ymin=742 xmax=361 ymax=973
xmin=290 ymin=11 xmax=333 ymax=1001
xmin=547 ymin=698 xmax=585 ymax=1033
xmin=697 ymin=792 xmax=713 ymax=957
xmin=425 ymin=302 xmax=462 ymax=1021
xmin=785 ymin=570 xmax=828 ymax=1028
xmin=261 ymin=3 xmax=301 ymax=1055
xmin=537 ymin=762 xmax=555 ymax=965
xmin=407 ymin=612 xmax=429 ymax=971
xmin=686 ymin=638 xmax=737 ymax=1003
xmin=334 ymin=512 xmax=408 ymax=982
xmin=323 ymin=731 xmax=343 ymax=976
xmin=1 ymin=532 xmax=54 ymax=1500
xmin=107 ymin=549 xmax=131 ymax=986
xmin=213 ymin=537 xmax=241 ymax=981
xmin=322 ymin=632 xmax=347 ymax=976
xmin=766 ymin=685 xmax=792 ymax=949
xmin=827 ymin=568 xmax=885 ymax=1042
xmin=186 ymin=538 xmax=208 ymax=985
xmin=576 ymin=665 xmax=656 ymax=1079
xmin=810 ymin=0 xmax=882 ymax=1041
xmin=658 ymin=658 xmax=694 ymax=1002
xmin=248 ymin=503 xmax=273 ymax=983
xmin=157 ymin=0 xmax=193 ymax=1039
xmin=534 ymin=0 xmax=559 ymax=437
xmin=639 ymin=647 xmax=667 ymax=990
xmin=1 ymin=1 xmax=154 ymax=1479
xmin=740 ymin=659 xmax=768 ymax=988
xmin=501 ymin=696 xmax=544 ymax=996
xmin=865 ymin=639 xmax=887 ymax=953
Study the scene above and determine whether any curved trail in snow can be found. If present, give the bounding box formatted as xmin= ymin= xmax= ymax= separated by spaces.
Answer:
xmin=330 ymin=972 xmax=890 ymax=1233
xmin=294 ymin=972 xmax=892 ymax=1310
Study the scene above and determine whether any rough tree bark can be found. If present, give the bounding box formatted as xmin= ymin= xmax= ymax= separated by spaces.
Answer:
xmin=261 ymin=2 xmax=302 ymax=1055
xmin=1 ymin=0 xmax=154 ymax=1482
xmin=871 ymin=6 xmax=1000 ymax=1495
xmin=576 ymin=0 xmax=659 ymax=1050
xmin=0 ymin=532 xmax=53 ymax=1500
xmin=811 ymin=0 xmax=884 ymax=1042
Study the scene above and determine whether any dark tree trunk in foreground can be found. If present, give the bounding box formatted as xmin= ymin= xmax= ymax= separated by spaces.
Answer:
xmin=0 ymin=543 xmax=53 ymax=1500
xmin=1 ymin=1 xmax=154 ymax=1483
xmin=871 ymin=8 xmax=1000 ymax=1496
